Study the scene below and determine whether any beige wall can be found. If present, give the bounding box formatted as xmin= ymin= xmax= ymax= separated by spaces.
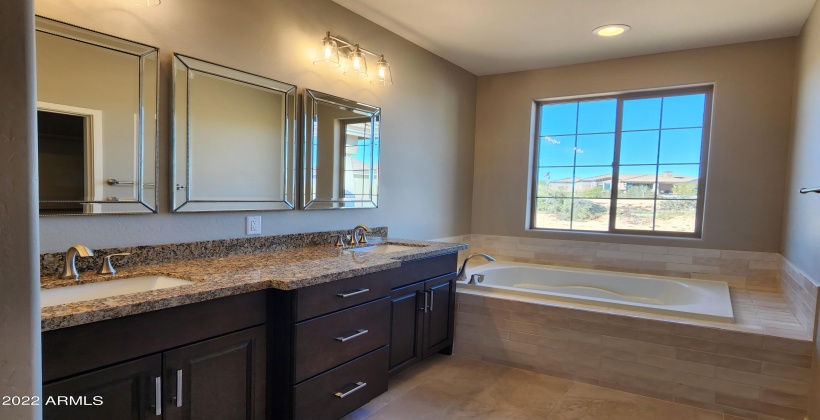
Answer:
xmin=0 ymin=0 xmax=42 ymax=417
xmin=472 ymin=39 xmax=796 ymax=252
xmin=35 ymin=0 xmax=477 ymax=252
xmin=784 ymin=2 xmax=820 ymax=285
xmin=786 ymin=2 xmax=820 ymax=418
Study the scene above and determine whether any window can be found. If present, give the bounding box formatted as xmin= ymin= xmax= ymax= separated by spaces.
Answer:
xmin=531 ymin=86 xmax=712 ymax=236
xmin=339 ymin=118 xmax=379 ymax=201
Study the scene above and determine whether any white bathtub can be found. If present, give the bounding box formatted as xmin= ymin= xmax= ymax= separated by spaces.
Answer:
xmin=459 ymin=261 xmax=734 ymax=322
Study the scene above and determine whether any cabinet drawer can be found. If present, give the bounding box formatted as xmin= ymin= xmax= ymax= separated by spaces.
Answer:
xmin=390 ymin=253 xmax=458 ymax=289
xmin=295 ymin=270 xmax=392 ymax=321
xmin=294 ymin=298 xmax=390 ymax=383
xmin=293 ymin=347 xmax=388 ymax=420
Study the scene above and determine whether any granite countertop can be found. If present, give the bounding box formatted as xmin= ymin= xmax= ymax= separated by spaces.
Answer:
xmin=40 ymin=238 xmax=467 ymax=332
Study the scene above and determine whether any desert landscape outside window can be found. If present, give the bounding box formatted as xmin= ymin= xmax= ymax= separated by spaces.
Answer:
xmin=531 ymin=86 xmax=712 ymax=236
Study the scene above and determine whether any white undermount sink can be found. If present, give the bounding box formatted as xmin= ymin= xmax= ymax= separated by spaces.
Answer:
xmin=41 ymin=275 xmax=197 ymax=307
xmin=349 ymin=244 xmax=426 ymax=254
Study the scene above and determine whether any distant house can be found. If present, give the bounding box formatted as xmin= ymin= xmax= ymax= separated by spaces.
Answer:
xmin=548 ymin=171 xmax=697 ymax=194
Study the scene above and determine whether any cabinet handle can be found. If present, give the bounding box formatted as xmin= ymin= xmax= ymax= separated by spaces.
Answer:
xmin=175 ymin=369 xmax=183 ymax=408
xmin=336 ymin=288 xmax=370 ymax=298
xmin=334 ymin=381 xmax=367 ymax=399
xmin=429 ymin=290 xmax=434 ymax=312
xmin=335 ymin=329 xmax=369 ymax=342
xmin=154 ymin=376 xmax=162 ymax=416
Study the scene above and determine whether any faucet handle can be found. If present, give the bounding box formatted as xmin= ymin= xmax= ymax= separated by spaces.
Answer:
xmin=357 ymin=231 xmax=369 ymax=244
xmin=334 ymin=234 xmax=345 ymax=248
xmin=98 ymin=252 xmax=131 ymax=275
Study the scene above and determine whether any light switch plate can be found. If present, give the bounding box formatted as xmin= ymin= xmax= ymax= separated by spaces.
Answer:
xmin=246 ymin=216 xmax=262 ymax=235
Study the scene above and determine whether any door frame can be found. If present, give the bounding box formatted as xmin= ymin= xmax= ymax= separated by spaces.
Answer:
xmin=37 ymin=101 xmax=103 ymax=213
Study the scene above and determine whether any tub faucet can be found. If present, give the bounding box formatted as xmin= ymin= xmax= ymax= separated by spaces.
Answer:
xmin=456 ymin=253 xmax=496 ymax=282
xmin=60 ymin=244 xmax=94 ymax=280
xmin=349 ymin=225 xmax=372 ymax=246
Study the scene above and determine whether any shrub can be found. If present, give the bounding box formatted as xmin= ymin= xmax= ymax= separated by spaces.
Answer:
xmin=537 ymin=197 xmax=607 ymax=221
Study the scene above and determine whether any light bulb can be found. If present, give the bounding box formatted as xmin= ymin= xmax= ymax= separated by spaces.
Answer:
xmin=592 ymin=24 xmax=631 ymax=37
xmin=323 ymin=43 xmax=333 ymax=59
xmin=370 ymin=56 xmax=392 ymax=86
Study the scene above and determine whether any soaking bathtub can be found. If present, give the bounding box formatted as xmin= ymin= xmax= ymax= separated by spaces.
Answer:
xmin=459 ymin=261 xmax=734 ymax=322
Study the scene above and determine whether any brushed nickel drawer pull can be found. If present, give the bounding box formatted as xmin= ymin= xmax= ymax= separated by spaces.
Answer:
xmin=335 ymin=329 xmax=369 ymax=342
xmin=429 ymin=290 xmax=434 ymax=312
xmin=154 ymin=376 xmax=162 ymax=416
xmin=175 ymin=369 xmax=183 ymax=408
xmin=334 ymin=381 xmax=367 ymax=399
xmin=336 ymin=288 xmax=370 ymax=298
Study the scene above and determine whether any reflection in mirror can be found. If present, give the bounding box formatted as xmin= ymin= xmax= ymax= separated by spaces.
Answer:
xmin=172 ymin=54 xmax=297 ymax=212
xmin=302 ymin=90 xmax=380 ymax=210
xmin=35 ymin=16 xmax=159 ymax=215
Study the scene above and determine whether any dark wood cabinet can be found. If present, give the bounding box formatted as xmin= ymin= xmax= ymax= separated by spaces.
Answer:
xmin=43 ymin=355 xmax=162 ymax=420
xmin=388 ymin=269 xmax=457 ymax=375
xmin=163 ymin=326 xmax=266 ymax=420
xmin=388 ymin=282 xmax=425 ymax=372
xmin=422 ymin=275 xmax=456 ymax=359
xmin=42 ymin=292 xmax=267 ymax=420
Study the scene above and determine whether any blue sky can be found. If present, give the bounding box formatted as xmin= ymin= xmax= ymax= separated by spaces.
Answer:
xmin=539 ymin=94 xmax=705 ymax=179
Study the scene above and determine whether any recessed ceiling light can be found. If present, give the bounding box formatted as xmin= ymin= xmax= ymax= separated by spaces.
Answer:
xmin=593 ymin=24 xmax=631 ymax=37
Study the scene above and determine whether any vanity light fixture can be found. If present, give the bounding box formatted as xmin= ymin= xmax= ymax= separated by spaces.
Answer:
xmin=313 ymin=31 xmax=393 ymax=86
xmin=593 ymin=24 xmax=631 ymax=37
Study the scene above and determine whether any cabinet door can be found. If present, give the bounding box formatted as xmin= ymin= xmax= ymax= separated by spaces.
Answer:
xmin=388 ymin=282 xmax=425 ymax=375
xmin=163 ymin=326 xmax=266 ymax=420
xmin=422 ymin=275 xmax=456 ymax=359
xmin=43 ymin=354 xmax=162 ymax=420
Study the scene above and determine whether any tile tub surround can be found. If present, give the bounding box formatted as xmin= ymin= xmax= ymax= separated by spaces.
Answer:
xmin=780 ymin=258 xmax=820 ymax=336
xmin=40 ymin=238 xmax=467 ymax=331
xmin=454 ymin=292 xmax=814 ymax=420
xmin=441 ymin=234 xmax=814 ymax=338
xmin=39 ymin=226 xmax=389 ymax=277
xmin=467 ymin=234 xmax=782 ymax=289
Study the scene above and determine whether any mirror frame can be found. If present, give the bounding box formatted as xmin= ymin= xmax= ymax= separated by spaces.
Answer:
xmin=302 ymin=89 xmax=381 ymax=210
xmin=35 ymin=16 xmax=160 ymax=215
xmin=171 ymin=53 xmax=298 ymax=212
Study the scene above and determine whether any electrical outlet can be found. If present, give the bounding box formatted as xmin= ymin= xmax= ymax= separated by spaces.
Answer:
xmin=246 ymin=216 xmax=262 ymax=235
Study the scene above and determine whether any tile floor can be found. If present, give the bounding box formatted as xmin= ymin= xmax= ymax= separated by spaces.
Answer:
xmin=344 ymin=354 xmax=730 ymax=420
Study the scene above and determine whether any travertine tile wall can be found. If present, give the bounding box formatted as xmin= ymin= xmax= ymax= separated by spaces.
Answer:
xmin=466 ymin=234 xmax=782 ymax=289
xmin=454 ymin=292 xmax=814 ymax=420
xmin=780 ymin=258 xmax=820 ymax=338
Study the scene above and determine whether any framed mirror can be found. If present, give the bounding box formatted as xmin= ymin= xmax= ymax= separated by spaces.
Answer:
xmin=35 ymin=16 xmax=159 ymax=215
xmin=302 ymin=90 xmax=380 ymax=210
xmin=172 ymin=54 xmax=298 ymax=212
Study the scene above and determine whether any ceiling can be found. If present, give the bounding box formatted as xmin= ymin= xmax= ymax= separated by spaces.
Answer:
xmin=332 ymin=0 xmax=817 ymax=76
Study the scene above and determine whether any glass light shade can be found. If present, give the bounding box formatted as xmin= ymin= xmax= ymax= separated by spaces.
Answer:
xmin=344 ymin=48 xmax=368 ymax=78
xmin=370 ymin=56 xmax=392 ymax=86
xmin=313 ymin=37 xmax=340 ymax=68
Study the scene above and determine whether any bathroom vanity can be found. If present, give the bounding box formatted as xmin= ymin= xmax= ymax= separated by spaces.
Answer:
xmin=40 ymin=239 xmax=463 ymax=420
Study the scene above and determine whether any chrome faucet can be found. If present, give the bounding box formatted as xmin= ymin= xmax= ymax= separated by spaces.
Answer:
xmin=455 ymin=253 xmax=496 ymax=282
xmin=348 ymin=225 xmax=372 ymax=246
xmin=60 ymin=244 xmax=94 ymax=280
